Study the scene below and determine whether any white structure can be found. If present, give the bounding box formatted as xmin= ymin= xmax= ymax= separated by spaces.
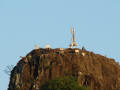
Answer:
xmin=70 ymin=28 xmax=78 ymax=48
xmin=81 ymin=52 xmax=86 ymax=56
xmin=75 ymin=49 xmax=79 ymax=53
xmin=35 ymin=44 xmax=39 ymax=50
xmin=45 ymin=45 xmax=51 ymax=49
xmin=59 ymin=48 xmax=64 ymax=51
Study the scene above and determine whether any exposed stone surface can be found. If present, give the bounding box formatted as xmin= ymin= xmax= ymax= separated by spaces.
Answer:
xmin=8 ymin=48 xmax=120 ymax=90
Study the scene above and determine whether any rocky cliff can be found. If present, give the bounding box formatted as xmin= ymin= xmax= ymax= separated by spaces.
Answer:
xmin=8 ymin=48 xmax=120 ymax=90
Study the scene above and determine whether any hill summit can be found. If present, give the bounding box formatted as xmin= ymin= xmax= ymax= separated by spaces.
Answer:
xmin=8 ymin=48 xmax=120 ymax=90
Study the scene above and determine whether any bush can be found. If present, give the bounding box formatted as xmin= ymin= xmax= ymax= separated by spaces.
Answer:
xmin=41 ymin=76 xmax=88 ymax=90
xmin=4 ymin=65 xmax=14 ymax=76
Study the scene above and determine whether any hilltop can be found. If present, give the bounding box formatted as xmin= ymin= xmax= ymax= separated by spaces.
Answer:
xmin=8 ymin=48 xmax=120 ymax=90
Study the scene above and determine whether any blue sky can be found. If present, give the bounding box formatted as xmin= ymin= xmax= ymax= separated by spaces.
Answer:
xmin=0 ymin=0 xmax=120 ymax=89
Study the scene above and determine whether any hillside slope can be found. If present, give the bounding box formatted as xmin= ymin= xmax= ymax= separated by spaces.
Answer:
xmin=8 ymin=48 xmax=120 ymax=90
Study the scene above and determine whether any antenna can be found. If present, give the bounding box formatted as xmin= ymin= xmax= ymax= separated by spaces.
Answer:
xmin=70 ymin=27 xmax=78 ymax=48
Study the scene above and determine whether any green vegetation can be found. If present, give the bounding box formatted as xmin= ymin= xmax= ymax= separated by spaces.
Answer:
xmin=40 ymin=76 xmax=88 ymax=90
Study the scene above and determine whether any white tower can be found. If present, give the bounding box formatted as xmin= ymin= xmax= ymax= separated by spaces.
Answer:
xmin=35 ymin=44 xmax=39 ymax=50
xmin=70 ymin=28 xmax=78 ymax=48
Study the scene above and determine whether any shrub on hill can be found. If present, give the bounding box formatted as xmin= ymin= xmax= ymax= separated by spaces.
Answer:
xmin=40 ymin=76 xmax=88 ymax=90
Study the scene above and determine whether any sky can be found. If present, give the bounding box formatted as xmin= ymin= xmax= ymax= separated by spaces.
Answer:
xmin=0 ymin=0 xmax=120 ymax=89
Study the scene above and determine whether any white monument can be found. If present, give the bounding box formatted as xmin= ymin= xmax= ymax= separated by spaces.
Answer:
xmin=35 ymin=44 xmax=39 ymax=50
xmin=70 ymin=28 xmax=78 ymax=48
xmin=45 ymin=45 xmax=51 ymax=49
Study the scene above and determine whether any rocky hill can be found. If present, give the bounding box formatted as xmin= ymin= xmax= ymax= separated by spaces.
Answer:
xmin=8 ymin=48 xmax=120 ymax=90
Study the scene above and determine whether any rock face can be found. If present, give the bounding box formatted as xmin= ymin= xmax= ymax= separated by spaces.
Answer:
xmin=8 ymin=48 xmax=120 ymax=90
